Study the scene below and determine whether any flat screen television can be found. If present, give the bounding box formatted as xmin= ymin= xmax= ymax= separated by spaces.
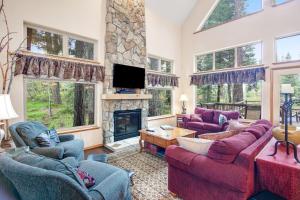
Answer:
xmin=113 ymin=64 xmax=145 ymax=89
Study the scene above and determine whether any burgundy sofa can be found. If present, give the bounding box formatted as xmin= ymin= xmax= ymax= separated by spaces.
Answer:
xmin=166 ymin=120 xmax=273 ymax=200
xmin=183 ymin=107 xmax=240 ymax=135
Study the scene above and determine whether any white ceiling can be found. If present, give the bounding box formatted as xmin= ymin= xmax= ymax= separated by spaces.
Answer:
xmin=145 ymin=0 xmax=198 ymax=25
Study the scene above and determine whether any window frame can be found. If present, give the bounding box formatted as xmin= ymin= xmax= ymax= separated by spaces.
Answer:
xmin=24 ymin=77 xmax=98 ymax=131
xmin=147 ymin=54 xmax=174 ymax=74
xmin=24 ymin=24 xmax=99 ymax=130
xmin=147 ymin=87 xmax=174 ymax=118
xmin=196 ymin=0 xmax=264 ymax=32
xmin=272 ymin=0 xmax=295 ymax=6
xmin=274 ymin=32 xmax=300 ymax=64
xmin=194 ymin=41 xmax=263 ymax=73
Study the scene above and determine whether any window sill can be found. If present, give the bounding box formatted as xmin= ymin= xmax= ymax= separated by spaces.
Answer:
xmin=272 ymin=60 xmax=300 ymax=65
xmin=272 ymin=0 xmax=295 ymax=7
xmin=58 ymin=126 xmax=101 ymax=135
xmin=147 ymin=114 xmax=175 ymax=121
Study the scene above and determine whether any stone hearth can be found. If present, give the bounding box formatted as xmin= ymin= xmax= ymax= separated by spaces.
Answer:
xmin=103 ymin=0 xmax=147 ymax=144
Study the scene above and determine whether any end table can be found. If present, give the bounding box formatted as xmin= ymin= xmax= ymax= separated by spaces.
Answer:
xmin=176 ymin=114 xmax=187 ymax=128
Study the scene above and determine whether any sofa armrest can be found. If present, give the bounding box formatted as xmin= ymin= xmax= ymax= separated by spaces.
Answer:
xmin=31 ymin=146 xmax=64 ymax=159
xmin=182 ymin=114 xmax=192 ymax=123
xmin=59 ymin=134 xmax=75 ymax=142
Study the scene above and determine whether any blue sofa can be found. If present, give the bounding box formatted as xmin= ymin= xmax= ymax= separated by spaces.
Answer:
xmin=0 ymin=151 xmax=131 ymax=200
xmin=9 ymin=121 xmax=84 ymax=161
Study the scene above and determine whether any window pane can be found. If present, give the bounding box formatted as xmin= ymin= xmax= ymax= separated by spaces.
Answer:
xmin=68 ymin=38 xmax=94 ymax=60
xmin=27 ymin=27 xmax=63 ymax=55
xmin=215 ymin=49 xmax=235 ymax=69
xmin=161 ymin=60 xmax=172 ymax=73
xmin=147 ymin=57 xmax=159 ymax=71
xmin=276 ymin=34 xmax=300 ymax=62
xmin=202 ymin=0 xmax=262 ymax=30
xmin=148 ymin=89 xmax=172 ymax=117
xmin=237 ymin=43 xmax=262 ymax=67
xmin=26 ymin=79 xmax=95 ymax=129
xmin=196 ymin=53 xmax=213 ymax=72
xmin=274 ymin=0 xmax=288 ymax=5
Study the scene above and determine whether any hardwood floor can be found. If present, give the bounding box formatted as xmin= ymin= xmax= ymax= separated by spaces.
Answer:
xmin=84 ymin=146 xmax=113 ymax=159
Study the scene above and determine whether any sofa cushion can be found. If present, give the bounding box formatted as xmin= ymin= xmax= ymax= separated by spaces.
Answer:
xmin=186 ymin=122 xmax=205 ymax=129
xmin=190 ymin=114 xmax=203 ymax=122
xmin=207 ymin=132 xmax=257 ymax=164
xmin=56 ymin=139 xmax=84 ymax=159
xmin=12 ymin=152 xmax=86 ymax=189
xmin=252 ymin=119 xmax=273 ymax=129
xmin=195 ymin=108 xmax=214 ymax=122
xmin=245 ymin=125 xmax=266 ymax=139
xmin=203 ymin=123 xmax=223 ymax=132
xmin=16 ymin=122 xmax=48 ymax=148
xmin=177 ymin=137 xmax=214 ymax=155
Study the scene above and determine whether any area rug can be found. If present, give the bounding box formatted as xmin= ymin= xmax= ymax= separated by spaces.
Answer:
xmin=108 ymin=145 xmax=180 ymax=200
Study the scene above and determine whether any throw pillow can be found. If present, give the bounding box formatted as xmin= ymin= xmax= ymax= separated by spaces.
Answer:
xmin=190 ymin=114 xmax=203 ymax=122
xmin=199 ymin=131 xmax=238 ymax=140
xmin=47 ymin=129 xmax=60 ymax=144
xmin=177 ymin=137 xmax=214 ymax=155
xmin=35 ymin=132 xmax=53 ymax=147
xmin=77 ymin=168 xmax=95 ymax=188
xmin=226 ymin=120 xmax=250 ymax=132
xmin=219 ymin=114 xmax=228 ymax=126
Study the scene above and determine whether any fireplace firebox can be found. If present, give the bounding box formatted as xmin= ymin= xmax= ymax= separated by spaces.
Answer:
xmin=113 ymin=109 xmax=142 ymax=141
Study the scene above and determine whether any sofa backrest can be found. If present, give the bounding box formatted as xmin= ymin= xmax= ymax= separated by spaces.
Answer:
xmin=195 ymin=107 xmax=240 ymax=124
xmin=0 ymin=155 xmax=90 ymax=200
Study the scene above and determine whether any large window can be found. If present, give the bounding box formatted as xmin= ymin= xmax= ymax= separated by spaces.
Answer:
xmin=276 ymin=34 xmax=300 ymax=63
xmin=148 ymin=89 xmax=172 ymax=117
xmin=201 ymin=0 xmax=262 ymax=31
xmin=147 ymin=56 xmax=173 ymax=73
xmin=26 ymin=79 xmax=95 ymax=129
xmin=195 ymin=42 xmax=262 ymax=72
xmin=26 ymin=25 xmax=97 ymax=129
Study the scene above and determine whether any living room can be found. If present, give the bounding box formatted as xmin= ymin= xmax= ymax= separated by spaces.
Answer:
xmin=0 ymin=0 xmax=299 ymax=200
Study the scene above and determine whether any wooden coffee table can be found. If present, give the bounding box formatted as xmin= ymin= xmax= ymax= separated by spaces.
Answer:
xmin=139 ymin=127 xmax=196 ymax=152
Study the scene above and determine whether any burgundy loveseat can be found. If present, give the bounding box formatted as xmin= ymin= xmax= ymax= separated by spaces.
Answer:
xmin=183 ymin=107 xmax=240 ymax=135
xmin=166 ymin=120 xmax=273 ymax=200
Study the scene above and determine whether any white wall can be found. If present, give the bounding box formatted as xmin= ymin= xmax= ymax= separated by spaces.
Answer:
xmin=0 ymin=0 xmax=106 ymax=147
xmin=145 ymin=6 xmax=182 ymax=126
xmin=181 ymin=0 xmax=300 ymax=120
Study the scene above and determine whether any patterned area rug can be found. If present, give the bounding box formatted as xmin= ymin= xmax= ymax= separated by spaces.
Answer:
xmin=108 ymin=145 xmax=180 ymax=200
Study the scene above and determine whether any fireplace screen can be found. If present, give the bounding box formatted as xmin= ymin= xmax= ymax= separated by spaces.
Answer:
xmin=114 ymin=109 xmax=142 ymax=141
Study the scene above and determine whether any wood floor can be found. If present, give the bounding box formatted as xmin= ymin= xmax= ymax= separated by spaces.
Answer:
xmin=84 ymin=146 xmax=113 ymax=159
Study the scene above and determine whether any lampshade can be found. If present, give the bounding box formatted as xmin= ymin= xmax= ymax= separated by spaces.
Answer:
xmin=281 ymin=84 xmax=294 ymax=94
xmin=179 ymin=94 xmax=188 ymax=102
xmin=0 ymin=94 xmax=18 ymax=120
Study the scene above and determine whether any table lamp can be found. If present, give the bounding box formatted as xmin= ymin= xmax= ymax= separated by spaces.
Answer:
xmin=0 ymin=94 xmax=18 ymax=147
xmin=179 ymin=94 xmax=188 ymax=114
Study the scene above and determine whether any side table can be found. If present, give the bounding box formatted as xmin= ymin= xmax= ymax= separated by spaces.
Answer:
xmin=255 ymin=138 xmax=300 ymax=200
xmin=176 ymin=114 xmax=187 ymax=128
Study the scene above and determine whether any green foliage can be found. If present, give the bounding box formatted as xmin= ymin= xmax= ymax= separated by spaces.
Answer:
xmin=148 ymin=89 xmax=172 ymax=117
xmin=215 ymin=49 xmax=235 ymax=69
xmin=196 ymin=54 xmax=213 ymax=72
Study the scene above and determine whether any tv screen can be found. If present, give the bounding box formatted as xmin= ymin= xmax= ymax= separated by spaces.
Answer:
xmin=113 ymin=64 xmax=145 ymax=89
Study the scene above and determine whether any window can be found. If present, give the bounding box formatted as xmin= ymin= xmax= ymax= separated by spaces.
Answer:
xmin=276 ymin=34 xmax=300 ymax=63
xmin=27 ymin=27 xmax=63 ymax=55
xmin=273 ymin=0 xmax=291 ymax=5
xmin=215 ymin=49 xmax=235 ymax=69
xmin=148 ymin=89 xmax=172 ymax=117
xmin=201 ymin=0 xmax=262 ymax=31
xmin=196 ymin=53 xmax=213 ymax=72
xmin=147 ymin=56 xmax=173 ymax=73
xmin=26 ymin=79 xmax=95 ymax=129
xmin=237 ymin=42 xmax=262 ymax=67
xmin=25 ymin=25 xmax=97 ymax=129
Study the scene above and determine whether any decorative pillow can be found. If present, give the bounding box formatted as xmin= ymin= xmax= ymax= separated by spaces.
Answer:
xmin=199 ymin=131 xmax=238 ymax=140
xmin=35 ymin=132 xmax=53 ymax=147
xmin=201 ymin=111 xmax=214 ymax=123
xmin=245 ymin=125 xmax=266 ymax=139
xmin=219 ymin=114 xmax=228 ymax=126
xmin=226 ymin=120 xmax=250 ymax=132
xmin=190 ymin=114 xmax=203 ymax=122
xmin=207 ymin=132 xmax=257 ymax=164
xmin=47 ymin=129 xmax=60 ymax=144
xmin=77 ymin=168 xmax=95 ymax=188
xmin=177 ymin=137 xmax=214 ymax=155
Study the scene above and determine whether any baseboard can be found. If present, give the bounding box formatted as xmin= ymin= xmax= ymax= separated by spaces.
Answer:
xmin=84 ymin=144 xmax=103 ymax=150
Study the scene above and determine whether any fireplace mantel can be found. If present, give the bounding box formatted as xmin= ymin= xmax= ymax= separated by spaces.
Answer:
xmin=102 ymin=94 xmax=152 ymax=100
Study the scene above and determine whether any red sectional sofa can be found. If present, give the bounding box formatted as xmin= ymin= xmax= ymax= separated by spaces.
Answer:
xmin=166 ymin=120 xmax=273 ymax=200
xmin=183 ymin=107 xmax=240 ymax=135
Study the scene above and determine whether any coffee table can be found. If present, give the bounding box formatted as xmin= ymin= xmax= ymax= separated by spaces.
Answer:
xmin=139 ymin=127 xmax=196 ymax=152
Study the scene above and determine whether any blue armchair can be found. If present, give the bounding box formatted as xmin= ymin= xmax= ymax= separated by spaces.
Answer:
xmin=0 ymin=152 xmax=131 ymax=200
xmin=9 ymin=121 xmax=84 ymax=161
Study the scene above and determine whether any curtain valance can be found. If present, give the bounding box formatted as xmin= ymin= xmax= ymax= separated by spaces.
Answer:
xmin=190 ymin=67 xmax=266 ymax=86
xmin=147 ymin=73 xmax=179 ymax=87
xmin=14 ymin=52 xmax=105 ymax=82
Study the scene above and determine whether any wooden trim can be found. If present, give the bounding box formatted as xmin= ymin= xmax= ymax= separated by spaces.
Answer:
xmin=272 ymin=60 xmax=300 ymax=66
xmin=58 ymin=126 xmax=100 ymax=135
xmin=84 ymin=144 xmax=103 ymax=150
xmin=147 ymin=115 xmax=175 ymax=121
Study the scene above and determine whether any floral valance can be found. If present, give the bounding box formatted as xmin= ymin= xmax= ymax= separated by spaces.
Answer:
xmin=190 ymin=67 xmax=266 ymax=86
xmin=147 ymin=73 xmax=179 ymax=87
xmin=14 ymin=53 xmax=105 ymax=82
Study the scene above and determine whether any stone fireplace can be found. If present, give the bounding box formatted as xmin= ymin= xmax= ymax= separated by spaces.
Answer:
xmin=102 ymin=0 xmax=148 ymax=144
